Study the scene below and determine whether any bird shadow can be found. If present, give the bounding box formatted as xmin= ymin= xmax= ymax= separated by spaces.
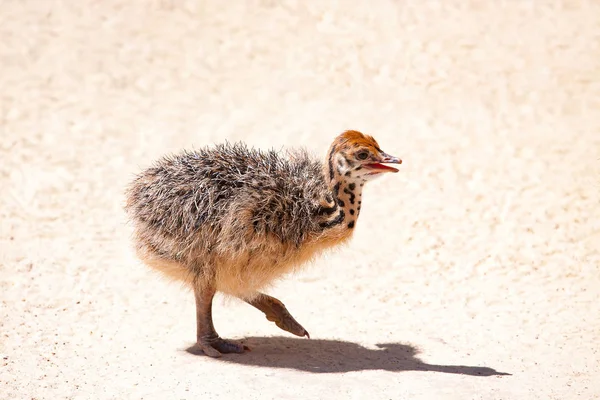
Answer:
xmin=185 ymin=336 xmax=510 ymax=376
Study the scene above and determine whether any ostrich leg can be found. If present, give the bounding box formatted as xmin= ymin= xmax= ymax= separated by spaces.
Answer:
xmin=194 ymin=285 xmax=249 ymax=357
xmin=246 ymin=293 xmax=310 ymax=338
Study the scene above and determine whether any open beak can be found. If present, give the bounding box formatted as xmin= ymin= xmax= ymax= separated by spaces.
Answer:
xmin=364 ymin=152 xmax=402 ymax=174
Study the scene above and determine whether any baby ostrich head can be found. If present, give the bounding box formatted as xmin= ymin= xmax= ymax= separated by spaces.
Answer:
xmin=325 ymin=130 xmax=402 ymax=185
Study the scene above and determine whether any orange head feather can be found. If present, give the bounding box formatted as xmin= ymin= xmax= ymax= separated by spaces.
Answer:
xmin=334 ymin=130 xmax=383 ymax=153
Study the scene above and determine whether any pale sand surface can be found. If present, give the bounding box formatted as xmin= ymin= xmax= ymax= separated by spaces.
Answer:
xmin=1 ymin=1 xmax=599 ymax=399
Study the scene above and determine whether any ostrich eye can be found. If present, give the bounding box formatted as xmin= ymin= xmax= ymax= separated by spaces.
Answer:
xmin=356 ymin=151 xmax=369 ymax=160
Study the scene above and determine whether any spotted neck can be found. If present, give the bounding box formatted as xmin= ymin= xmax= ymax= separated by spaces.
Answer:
xmin=317 ymin=149 xmax=365 ymax=231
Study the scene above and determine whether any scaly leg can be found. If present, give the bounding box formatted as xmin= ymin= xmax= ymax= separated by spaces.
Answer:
xmin=195 ymin=285 xmax=249 ymax=358
xmin=246 ymin=293 xmax=310 ymax=338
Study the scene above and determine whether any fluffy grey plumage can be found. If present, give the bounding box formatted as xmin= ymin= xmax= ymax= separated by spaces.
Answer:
xmin=126 ymin=142 xmax=330 ymax=262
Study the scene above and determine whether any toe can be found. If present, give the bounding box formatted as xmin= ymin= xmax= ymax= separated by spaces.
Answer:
xmin=198 ymin=343 xmax=222 ymax=358
xmin=275 ymin=318 xmax=309 ymax=338
xmin=214 ymin=339 xmax=249 ymax=354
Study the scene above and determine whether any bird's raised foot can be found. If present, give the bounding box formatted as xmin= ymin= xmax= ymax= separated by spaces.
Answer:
xmin=248 ymin=295 xmax=310 ymax=338
xmin=196 ymin=338 xmax=250 ymax=358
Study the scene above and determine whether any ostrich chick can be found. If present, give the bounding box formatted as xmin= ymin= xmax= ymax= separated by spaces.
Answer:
xmin=125 ymin=130 xmax=402 ymax=357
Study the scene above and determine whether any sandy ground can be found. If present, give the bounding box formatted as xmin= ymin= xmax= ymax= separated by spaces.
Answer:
xmin=1 ymin=1 xmax=599 ymax=399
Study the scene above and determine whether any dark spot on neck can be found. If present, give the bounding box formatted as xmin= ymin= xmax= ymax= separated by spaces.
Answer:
xmin=345 ymin=171 xmax=351 ymax=177
xmin=349 ymin=209 xmax=355 ymax=215
xmin=343 ymin=187 xmax=356 ymax=204
xmin=319 ymin=183 xmax=342 ymax=217
xmin=328 ymin=146 xmax=336 ymax=181
xmin=333 ymin=182 xmax=340 ymax=195
xmin=348 ymin=183 xmax=356 ymax=190
xmin=338 ymin=199 xmax=345 ymax=207
xmin=347 ymin=221 xmax=355 ymax=229
xmin=317 ymin=203 xmax=337 ymax=216
xmin=319 ymin=210 xmax=345 ymax=229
